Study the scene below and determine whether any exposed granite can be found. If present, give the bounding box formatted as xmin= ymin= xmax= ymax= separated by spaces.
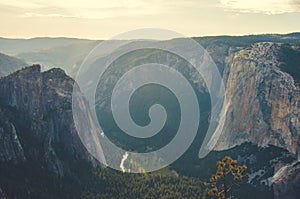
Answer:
xmin=272 ymin=161 xmax=300 ymax=199
xmin=215 ymin=42 xmax=300 ymax=160
xmin=0 ymin=110 xmax=25 ymax=163
xmin=0 ymin=65 xmax=100 ymax=176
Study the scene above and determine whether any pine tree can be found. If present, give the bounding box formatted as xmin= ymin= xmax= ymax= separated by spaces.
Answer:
xmin=204 ymin=156 xmax=250 ymax=199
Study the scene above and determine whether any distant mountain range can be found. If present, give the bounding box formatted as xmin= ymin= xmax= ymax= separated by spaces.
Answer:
xmin=0 ymin=33 xmax=300 ymax=77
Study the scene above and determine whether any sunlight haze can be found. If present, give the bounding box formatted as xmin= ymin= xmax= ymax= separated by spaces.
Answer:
xmin=0 ymin=0 xmax=299 ymax=39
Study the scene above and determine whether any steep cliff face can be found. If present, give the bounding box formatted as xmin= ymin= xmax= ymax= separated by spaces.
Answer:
xmin=215 ymin=42 xmax=300 ymax=159
xmin=0 ymin=65 xmax=98 ymax=176
xmin=0 ymin=65 xmax=108 ymax=198
xmin=272 ymin=161 xmax=300 ymax=199
xmin=0 ymin=110 xmax=25 ymax=163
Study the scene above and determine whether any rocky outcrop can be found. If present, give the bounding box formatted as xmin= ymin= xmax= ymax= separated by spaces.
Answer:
xmin=215 ymin=42 xmax=300 ymax=159
xmin=0 ymin=65 xmax=100 ymax=176
xmin=272 ymin=161 xmax=300 ymax=199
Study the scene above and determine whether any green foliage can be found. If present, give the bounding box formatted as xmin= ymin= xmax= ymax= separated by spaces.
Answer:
xmin=204 ymin=156 xmax=249 ymax=199
xmin=81 ymin=168 xmax=205 ymax=199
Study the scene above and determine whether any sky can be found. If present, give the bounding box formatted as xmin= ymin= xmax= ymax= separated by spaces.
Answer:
xmin=0 ymin=0 xmax=299 ymax=39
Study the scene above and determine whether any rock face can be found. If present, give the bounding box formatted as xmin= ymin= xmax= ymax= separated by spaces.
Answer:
xmin=0 ymin=65 xmax=99 ymax=176
xmin=0 ymin=111 xmax=25 ymax=163
xmin=272 ymin=161 xmax=300 ymax=199
xmin=215 ymin=42 xmax=300 ymax=159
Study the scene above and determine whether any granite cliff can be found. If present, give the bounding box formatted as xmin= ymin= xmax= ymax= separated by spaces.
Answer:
xmin=0 ymin=65 xmax=102 ymax=175
xmin=0 ymin=65 xmax=106 ymax=198
xmin=214 ymin=42 xmax=300 ymax=160
xmin=272 ymin=161 xmax=300 ymax=199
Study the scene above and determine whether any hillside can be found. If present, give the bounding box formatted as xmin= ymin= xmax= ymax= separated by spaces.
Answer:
xmin=17 ymin=41 xmax=98 ymax=76
xmin=0 ymin=53 xmax=27 ymax=77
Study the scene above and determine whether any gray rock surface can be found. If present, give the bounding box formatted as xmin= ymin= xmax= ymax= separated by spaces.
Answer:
xmin=0 ymin=65 xmax=100 ymax=176
xmin=272 ymin=161 xmax=300 ymax=199
xmin=0 ymin=110 xmax=25 ymax=163
xmin=215 ymin=43 xmax=300 ymax=160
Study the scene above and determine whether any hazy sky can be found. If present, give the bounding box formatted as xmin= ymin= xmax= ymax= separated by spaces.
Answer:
xmin=0 ymin=0 xmax=299 ymax=39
